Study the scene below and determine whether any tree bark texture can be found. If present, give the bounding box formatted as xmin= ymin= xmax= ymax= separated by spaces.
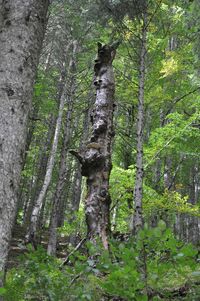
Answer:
xmin=0 ymin=0 xmax=49 ymax=283
xmin=132 ymin=13 xmax=147 ymax=234
xmin=71 ymin=42 xmax=119 ymax=249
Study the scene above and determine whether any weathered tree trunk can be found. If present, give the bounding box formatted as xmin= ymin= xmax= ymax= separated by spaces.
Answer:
xmin=26 ymin=78 xmax=66 ymax=245
xmin=0 ymin=0 xmax=49 ymax=286
xmin=132 ymin=13 xmax=147 ymax=234
xmin=71 ymin=42 xmax=119 ymax=249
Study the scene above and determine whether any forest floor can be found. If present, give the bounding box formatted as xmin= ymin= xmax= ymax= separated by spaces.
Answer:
xmin=6 ymin=225 xmax=200 ymax=301
xmin=7 ymin=224 xmax=69 ymax=269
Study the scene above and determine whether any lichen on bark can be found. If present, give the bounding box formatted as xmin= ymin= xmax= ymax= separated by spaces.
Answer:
xmin=0 ymin=0 xmax=49 ymax=286
xmin=71 ymin=41 xmax=119 ymax=249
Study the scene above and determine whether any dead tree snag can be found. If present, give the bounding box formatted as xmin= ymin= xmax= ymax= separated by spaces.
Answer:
xmin=71 ymin=41 xmax=119 ymax=249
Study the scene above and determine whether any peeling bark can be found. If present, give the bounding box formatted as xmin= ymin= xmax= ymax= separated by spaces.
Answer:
xmin=71 ymin=42 xmax=119 ymax=249
xmin=0 ymin=0 xmax=49 ymax=285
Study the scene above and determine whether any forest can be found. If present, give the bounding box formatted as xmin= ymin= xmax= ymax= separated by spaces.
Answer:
xmin=1 ymin=0 xmax=200 ymax=300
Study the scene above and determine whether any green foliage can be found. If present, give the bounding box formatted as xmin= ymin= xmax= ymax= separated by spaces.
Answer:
xmin=145 ymin=190 xmax=200 ymax=217
xmin=110 ymin=166 xmax=200 ymax=232
xmin=97 ymin=224 xmax=199 ymax=300
xmin=58 ymin=207 xmax=87 ymax=240
xmin=3 ymin=245 xmax=103 ymax=301
xmin=3 ymin=246 xmax=68 ymax=301
xmin=10 ymin=0 xmax=200 ymax=300
xmin=4 ymin=226 xmax=200 ymax=301
xmin=145 ymin=112 xmax=200 ymax=164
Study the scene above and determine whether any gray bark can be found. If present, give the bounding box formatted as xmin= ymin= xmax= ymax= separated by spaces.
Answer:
xmin=0 ymin=0 xmax=49 ymax=285
xmin=71 ymin=41 xmax=119 ymax=249
xmin=132 ymin=13 xmax=147 ymax=234
xmin=47 ymin=97 xmax=73 ymax=255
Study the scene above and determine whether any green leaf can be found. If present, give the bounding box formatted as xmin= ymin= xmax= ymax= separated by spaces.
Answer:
xmin=136 ymin=295 xmax=148 ymax=301
xmin=157 ymin=220 xmax=166 ymax=231
xmin=0 ymin=287 xmax=6 ymax=296
xmin=180 ymin=245 xmax=198 ymax=257
xmin=153 ymin=228 xmax=162 ymax=238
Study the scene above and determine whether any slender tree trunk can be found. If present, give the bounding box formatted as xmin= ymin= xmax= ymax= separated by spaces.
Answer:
xmin=47 ymin=41 xmax=77 ymax=255
xmin=47 ymin=100 xmax=73 ymax=255
xmin=132 ymin=13 xmax=147 ymax=234
xmin=67 ymin=106 xmax=91 ymax=245
xmin=123 ymin=104 xmax=135 ymax=169
xmin=71 ymin=42 xmax=119 ymax=249
xmin=23 ymin=114 xmax=56 ymax=226
xmin=0 ymin=0 xmax=49 ymax=286
xmin=71 ymin=105 xmax=91 ymax=209
xmin=57 ymin=160 xmax=74 ymax=227
xmin=26 ymin=79 xmax=66 ymax=245
xmin=168 ymin=156 xmax=184 ymax=190
xmin=164 ymin=157 xmax=172 ymax=190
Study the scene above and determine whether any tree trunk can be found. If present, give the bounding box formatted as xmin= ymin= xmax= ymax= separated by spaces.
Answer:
xmin=57 ymin=160 xmax=74 ymax=227
xmin=71 ymin=42 xmax=119 ymax=249
xmin=26 ymin=78 xmax=66 ymax=245
xmin=71 ymin=104 xmax=91 ymax=208
xmin=22 ymin=114 xmax=56 ymax=227
xmin=47 ymin=41 xmax=78 ymax=255
xmin=132 ymin=13 xmax=147 ymax=234
xmin=0 ymin=0 xmax=49 ymax=285
xmin=47 ymin=95 xmax=73 ymax=255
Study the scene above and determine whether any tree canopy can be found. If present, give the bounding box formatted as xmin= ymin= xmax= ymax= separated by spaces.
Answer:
xmin=1 ymin=0 xmax=200 ymax=300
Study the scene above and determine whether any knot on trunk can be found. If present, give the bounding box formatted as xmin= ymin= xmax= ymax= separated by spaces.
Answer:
xmin=82 ymin=148 xmax=105 ymax=176
xmin=70 ymin=147 xmax=105 ymax=177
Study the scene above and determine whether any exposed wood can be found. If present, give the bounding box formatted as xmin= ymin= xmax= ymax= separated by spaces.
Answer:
xmin=71 ymin=41 xmax=119 ymax=248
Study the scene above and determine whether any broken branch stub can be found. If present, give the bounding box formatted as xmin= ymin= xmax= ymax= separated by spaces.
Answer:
xmin=71 ymin=42 xmax=119 ymax=249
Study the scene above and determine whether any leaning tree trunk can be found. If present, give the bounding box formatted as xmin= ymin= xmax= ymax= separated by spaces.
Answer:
xmin=47 ymin=41 xmax=78 ymax=255
xmin=26 ymin=78 xmax=66 ymax=245
xmin=23 ymin=114 xmax=56 ymax=227
xmin=71 ymin=42 xmax=119 ymax=249
xmin=0 ymin=0 xmax=49 ymax=286
xmin=132 ymin=12 xmax=147 ymax=235
xmin=47 ymin=106 xmax=73 ymax=255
